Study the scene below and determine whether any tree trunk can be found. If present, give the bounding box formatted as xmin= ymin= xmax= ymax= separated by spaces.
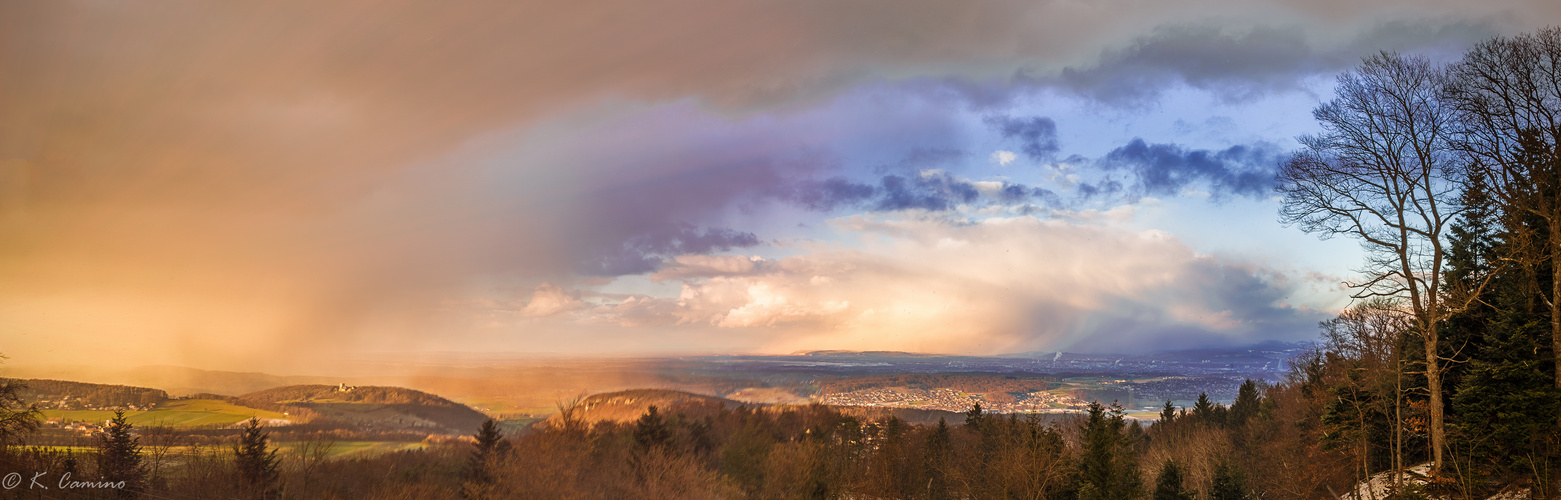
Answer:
xmin=1552 ymin=217 xmax=1561 ymax=426
xmin=1395 ymin=355 xmax=1403 ymax=491
xmin=1425 ymin=320 xmax=1445 ymax=472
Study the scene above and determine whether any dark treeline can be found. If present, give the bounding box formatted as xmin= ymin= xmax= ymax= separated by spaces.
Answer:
xmin=238 ymin=385 xmax=466 ymax=407
xmin=19 ymin=380 xmax=167 ymax=408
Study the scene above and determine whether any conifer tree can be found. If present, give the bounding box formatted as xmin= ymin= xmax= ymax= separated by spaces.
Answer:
xmin=924 ymin=418 xmax=951 ymax=500
xmin=1077 ymin=401 xmax=1143 ymax=500
xmin=1158 ymin=400 xmax=1178 ymax=424
xmin=468 ymin=419 xmax=508 ymax=483
xmin=233 ymin=417 xmax=279 ymax=499
xmin=1192 ymin=393 xmax=1218 ymax=425
xmin=633 ymin=405 xmax=671 ymax=451
xmin=963 ymin=403 xmax=983 ymax=430
xmin=1209 ymin=461 xmax=1251 ymax=500
xmin=96 ymin=410 xmax=145 ymax=495
xmin=1153 ymin=459 xmax=1195 ymax=500
xmin=1228 ymin=380 xmax=1261 ymax=427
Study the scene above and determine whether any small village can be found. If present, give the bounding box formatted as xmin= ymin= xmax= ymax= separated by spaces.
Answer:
xmin=817 ymin=387 xmax=1090 ymax=414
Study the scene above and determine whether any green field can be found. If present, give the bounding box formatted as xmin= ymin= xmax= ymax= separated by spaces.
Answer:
xmin=33 ymin=441 xmax=425 ymax=460
xmin=274 ymin=440 xmax=426 ymax=459
xmin=43 ymin=399 xmax=290 ymax=427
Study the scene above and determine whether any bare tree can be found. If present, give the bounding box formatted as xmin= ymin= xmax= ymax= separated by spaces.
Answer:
xmin=292 ymin=431 xmax=337 ymax=491
xmin=1445 ymin=26 xmax=1561 ymax=420
xmin=1321 ymin=298 xmax=1413 ymax=491
xmin=0 ymin=354 xmax=41 ymax=446
xmin=1277 ymin=52 xmax=1463 ymax=472
xmin=142 ymin=422 xmax=184 ymax=487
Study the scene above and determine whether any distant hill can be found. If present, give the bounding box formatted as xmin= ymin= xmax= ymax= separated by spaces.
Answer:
xmin=15 ymin=379 xmax=169 ymax=407
xmin=240 ymin=385 xmax=489 ymax=435
xmin=4 ymin=365 xmax=336 ymax=397
xmin=790 ymin=350 xmax=942 ymax=358
xmin=548 ymin=387 xmax=1040 ymax=429
xmin=548 ymin=389 xmax=745 ymax=425
xmin=241 ymin=384 xmax=465 ymax=406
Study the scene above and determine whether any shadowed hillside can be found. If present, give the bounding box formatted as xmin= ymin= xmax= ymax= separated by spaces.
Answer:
xmin=240 ymin=384 xmax=489 ymax=435
xmin=548 ymin=389 xmax=747 ymax=425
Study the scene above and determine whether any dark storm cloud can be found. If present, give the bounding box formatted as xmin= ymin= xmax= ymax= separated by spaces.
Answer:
xmin=1099 ymin=139 xmax=1282 ymax=200
xmin=1075 ymin=180 xmax=1124 ymax=200
xmin=985 ymin=116 xmax=1060 ymax=161
xmin=578 ymin=224 xmax=761 ymax=276
xmin=773 ymin=170 xmax=1061 ymax=213
xmin=874 ymin=173 xmax=981 ymax=211
xmin=1060 ymin=259 xmax=1326 ymax=353
xmin=1044 ymin=21 xmax=1499 ymax=105
xmin=774 ymin=177 xmax=878 ymax=211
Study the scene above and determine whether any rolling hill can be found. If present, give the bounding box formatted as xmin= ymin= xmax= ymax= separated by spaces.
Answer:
xmin=547 ymin=389 xmax=746 ymax=425
xmin=239 ymin=385 xmax=489 ymax=435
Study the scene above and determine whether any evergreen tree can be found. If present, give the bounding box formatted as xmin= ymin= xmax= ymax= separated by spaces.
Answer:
xmin=633 ymin=405 xmax=671 ymax=451
xmin=1158 ymin=400 xmax=1178 ymax=424
xmin=1077 ymin=401 xmax=1143 ymax=500
xmin=1451 ymin=306 xmax=1559 ymax=478
xmin=1228 ymin=380 xmax=1261 ymax=427
xmin=468 ymin=419 xmax=508 ymax=483
xmin=1446 ymin=163 xmax=1561 ymax=485
xmin=964 ymin=402 xmax=983 ymax=430
xmin=96 ymin=410 xmax=145 ymax=496
xmin=1209 ymin=461 xmax=1250 ymax=500
xmin=924 ymin=418 xmax=951 ymax=500
xmin=1192 ymin=392 xmax=1224 ymax=426
xmin=1153 ymin=459 xmax=1195 ymax=500
xmin=233 ymin=417 xmax=279 ymax=499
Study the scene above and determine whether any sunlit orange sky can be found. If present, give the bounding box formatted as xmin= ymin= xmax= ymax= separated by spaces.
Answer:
xmin=3 ymin=0 xmax=1557 ymax=371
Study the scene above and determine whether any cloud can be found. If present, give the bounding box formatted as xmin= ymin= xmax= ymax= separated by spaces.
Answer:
xmin=991 ymin=150 xmax=1018 ymax=166
xmin=578 ymin=224 xmax=760 ymax=276
xmin=1044 ymin=21 xmax=1500 ymax=105
xmin=875 ymin=172 xmax=980 ymax=211
xmin=573 ymin=215 xmax=1330 ymax=354
xmin=1098 ymin=139 xmax=1283 ymax=200
xmin=985 ymin=116 xmax=1060 ymax=161
xmin=772 ymin=177 xmax=878 ymax=211
xmin=651 ymin=255 xmax=769 ymax=281
xmin=0 ymin=0 xmax=1532 ymax=365
xmin=519 ymin=283 xmax=586 ymax=317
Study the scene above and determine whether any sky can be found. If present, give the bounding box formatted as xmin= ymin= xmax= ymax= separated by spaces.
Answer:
xmin=2 ymin=0 xmax=1557 ymax=371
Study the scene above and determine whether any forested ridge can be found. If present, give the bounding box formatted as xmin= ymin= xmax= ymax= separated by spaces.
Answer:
xmin=16 ymin=379 xmax=168 ymax=408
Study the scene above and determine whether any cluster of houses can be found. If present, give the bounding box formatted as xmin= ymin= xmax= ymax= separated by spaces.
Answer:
xmin=818 ymin=387 xmax=1090 ymax=413
xmin=32 ymin=395 xmax=152 ymax=412
xmin=43 ymin=418 xmax=110 ymax=436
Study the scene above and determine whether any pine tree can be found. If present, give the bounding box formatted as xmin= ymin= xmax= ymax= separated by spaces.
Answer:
xmin=633 ymin=405 xmax=671 ymax=451
xmin=233 ymin=417 xmax=279 ymax=499
xmin=924 ymin=418 xmax=951 ymax=500
xmin=1192 ymin=392 xmax=1220 ymax=425
xmin=964 ymin=403 xmax=983 ymax=430
xmin=1446 ymin=164 xmax=1561 ymax=484
xmin=1158 ymin=400 xmax=1178 ymax=424
xmin=96 ymin=410 xmax=145 ymax=495
xmin=1209 ymin=461 xmax=1250 ymax=500
xmin=1153 ymin=459 xmax=1195 ymax=500
xmin=468 ymin=419 xmax=508 ymax=483
xmin=1077 ymin=401 xmax=1143 ymax=500
xmin=1228 ymin=380 xmax=1261 ymax=427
